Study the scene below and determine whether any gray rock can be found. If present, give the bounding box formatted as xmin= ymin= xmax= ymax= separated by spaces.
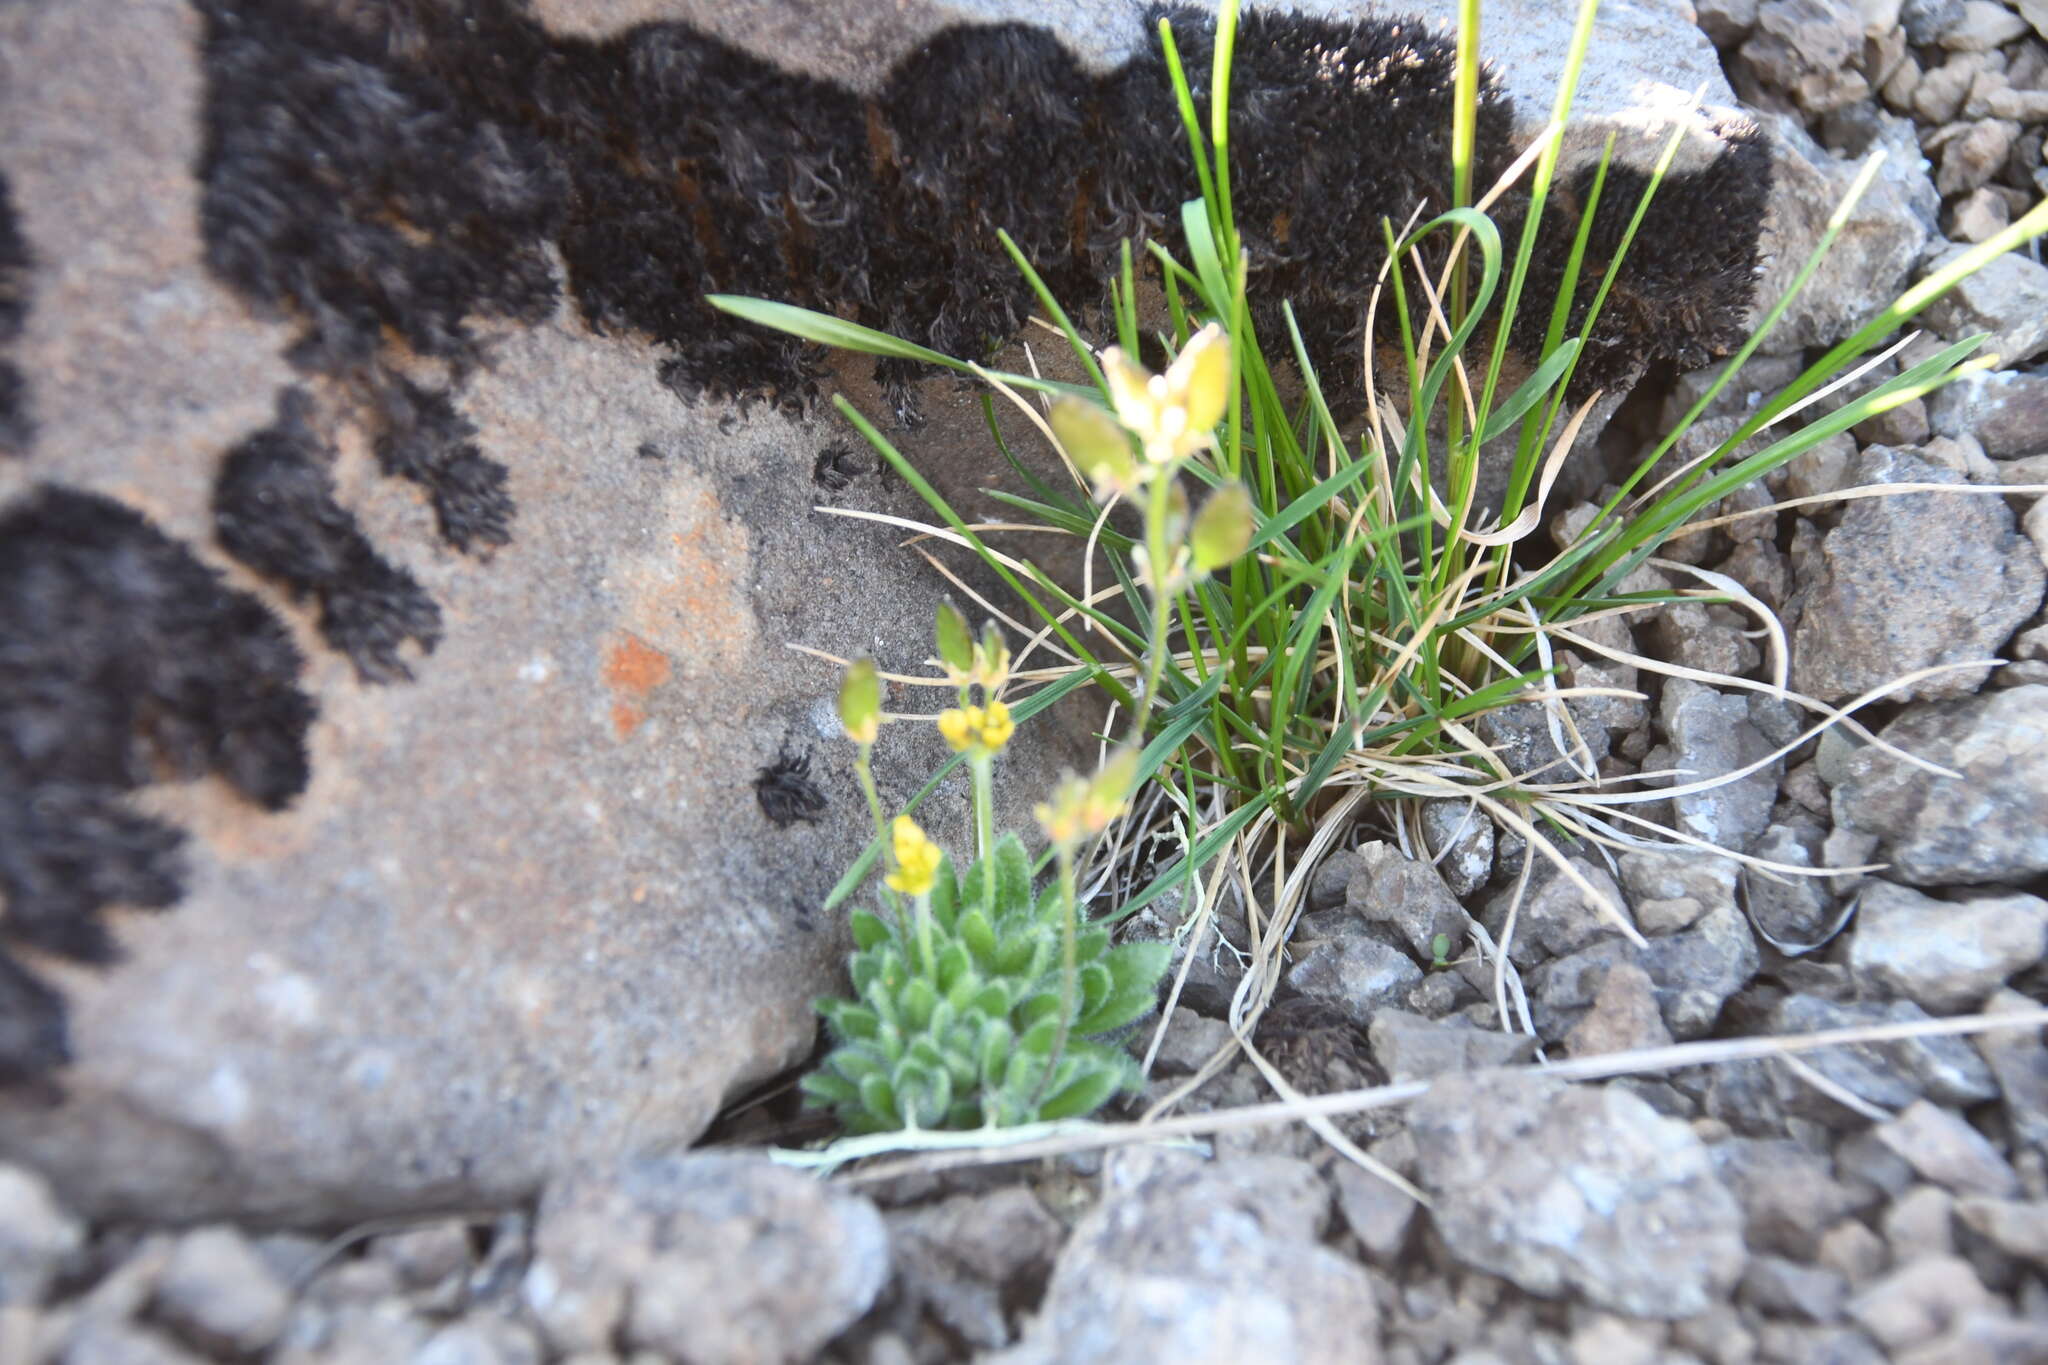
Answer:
xmin=1874 ymin=1100 xmax=2020 ymax=1197
xmin=1367 ymin=1009 xmax=1538 ymax=1082
xmin=1755 ymin=113 xmax=1936 ymax=353
xmin=1421 ymin=800 xmax=1496 ymax=899
xmin=1818 ymin=1218 xmax=1892 ymax=1285
xmin=1939 ymin=0 xmax=2032 ymax=48
xmin=1924 ymin=243 xmax=2048 ymax=367
xmin=1956 ymin=1196 xmax=2048 ymax=1266
xmin=1660 ymin=680 xmax=1781 ymax=852
xmin=1476 ymin=698 xmax=1611 ymax=785
xmin=1331 ymin=1162 xmax=1421 ymax=1263
xmin=1698 ymin=0 xmax=1761 ymax=45
xmin=1308 ymin=850 xmax=1365 ymax=913
xmin=1346 ymin=842 xmax=1476 ymax=962
xmin=1903 ymin=0 xmax=1968 ymax=44
xmin=1712 ymin=1138 xmax=1860 ymax=1260
xmin=888 ymin=1187 xmax=1063 ymax=1350
xmin=1789 ymin=446 xmax=2044 ymax=705
xmin=1740 ymin=0 xmax=1871 ymax=112
xmin=1936 ymin=118 xmax=2022 ymax=196
xmin=1563 ymin=962 xmax=1673 ymax=1058
xmin=522 ymin=1154 xmax=888 ymax=1363
xmin=1896 ymin=1314 xmax=2048 ymax=1365
xmin=60 ymin=1321 xmax=208 ymax=1365
xmin=1486 ymin=855 xmax=1629 ymax=967
xmin=368 ymin=1221 xmax=476 ymax=1292
xmin=1150 ymin=1007 xmax=1235 ymax=1077
xmin=1741 ymin=1255 xmax=1848 ymax=1323
xmin=1976 ymin=988 xmax=2048 ymax=1148
xmin=1747 ymin=823 xmax=1836 ymax=946
xmin=154 ymin=1226 xmax=292 ymax=1356
xmin=0 ymin=0 xmax=1119 ymax=1224
xmin=1645 ymin=601 xmax=1762 ymax=679
xmin=1846 ymin=1256 xmax=1994 ymax=1353
xmin=1285 ymin=914 xmax=1425 ymax=1027
xmin=1769 ymin=995 xmax=2000 ymax=1122
xmin=1847 ymin=881 xmax=2048 ymax=1012
xmin=1883 ymin=1184 xmax=1958 ymax=1263
xmin=1831 ymin=685 xmax=2048 ymax=885
xmin=1409 ymin=1072 xmax=1747 ymax=1317
xmin=1532 ymin=898 xmax=1759 ymax=1040
xmin=0 ymin=1164 xmax=84 ymax=1306
xmin=414 ymin=1318 xmax=545 ymax=1365
xmin=993 ymin=1152 xmax=1381 ymax=1365
xmin=1618 ymin=848 xmax=1739 ymax=937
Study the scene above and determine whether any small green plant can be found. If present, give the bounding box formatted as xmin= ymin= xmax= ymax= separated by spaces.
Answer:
xmin=802 ymin=823 xmax=1169 ymax=1132
xmin=802 ymin=616 xmax=1179 ymax=1133
xmin=801 ymin=330 xmax=1254 ymax=1136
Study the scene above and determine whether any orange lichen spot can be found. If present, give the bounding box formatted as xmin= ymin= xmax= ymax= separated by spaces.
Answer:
xmin=605 ymin=633 xmax=672 ymax=695
xmin=603 ymin=633 xmax=672 ymax=739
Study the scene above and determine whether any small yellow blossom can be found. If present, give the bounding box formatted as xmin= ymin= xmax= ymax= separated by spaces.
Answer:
xmin=1101 ymin=322 xmax=1232 ymax=466
xmin=1034 ymin=750 xmax=1138 ymax=849
xmin=979 ymin=699 xmax=1015 ymax=750
xmin=938 ymin=705 xmax=979 ymax=752
xmin=885 ymin=815 xmax=941 ymax=896
xmin=938 ymin=701 xmax=1014 ymax=754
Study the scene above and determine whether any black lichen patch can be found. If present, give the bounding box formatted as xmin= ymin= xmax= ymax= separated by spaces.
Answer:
xmin=0 ymin=484 xmax=317 ymax=1081
xmin=214 ymin=389 xmax=443 ymax=684
xmin=811 ymin=443 xmax=869 ymax=493
xmin=198 ymin=0 xmax=1769 ymax=438
xmin=373 ymin=377 xmax=515 ymax=555
xmin=0 ymin=172 xmax=32 ymax=456
xmin=755 ymin=748 xmax=828 ymax=828
xmin=194 ymin=0 xmax=566 ymax=376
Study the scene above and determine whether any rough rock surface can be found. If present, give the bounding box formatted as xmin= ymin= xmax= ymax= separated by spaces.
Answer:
xmin=520 ymin=1154 xmax=889 ymax=1363
xmin=1410 ymin=1071 xmax=1748 ymax=1318
xmin=1789 ymin=445 xmax=2045 ymax=703
xmin=1847 ymin=880 xmax=2048 ymax=1011
xmin=994 ymin=1151 xmax=1382 ymax=1365
xmin=1831 ymin=684 xmax=2048 ymax=885
xmin=0 ymin=0 xmax=1100 ymax=1221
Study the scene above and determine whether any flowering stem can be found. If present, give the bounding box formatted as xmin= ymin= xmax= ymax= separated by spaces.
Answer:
xmin=970 ymin=749 xmax=996 ymax=903
xmin=1134 ymin=468 xmax=1179 ymax=736
xmin=913 ymin=891 xmax=936 ymax=977
xmin=852 ymin=743 xmax=903 ymax=922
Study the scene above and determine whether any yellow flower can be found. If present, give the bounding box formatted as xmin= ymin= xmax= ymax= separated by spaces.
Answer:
xmin=978 ymin=699 xmax=1015 ymax=751
xmin=937 ymin=705 xmax=980 ymax=753
xmin=939 ymin=702 xmax=1013 ymax=754
xmin=1101 ymin=322 xmax=1232 ymax=466
xmin=885 ymin=815 xmax=941 ymax=897
xmin=1034 ymin=750 xmax=1137 ymax=850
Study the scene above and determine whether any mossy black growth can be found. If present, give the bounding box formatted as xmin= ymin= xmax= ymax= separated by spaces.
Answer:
xmin=0 ymin=485 xmax=317 ymax=1081
xmin=1518 ymin=116 xmax=1775 ymax=386
xmin=373 ymin=377 xmax=515 ymax=555
xmin=754 ymin=748 xmax=828 ymax=828
xmin=214 ymin=389 xmax=443 ymax=685
xmin=0 ymin=172 xmax=32 ymax=455
xmin=196 ymin=0 xmax=1769 ymax=431
xmin=194 ymin=0 xmax=566 ymax=376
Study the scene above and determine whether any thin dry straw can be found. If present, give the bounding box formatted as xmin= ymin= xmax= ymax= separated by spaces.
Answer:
xmin=783 ymin=1006 xmax=2048 ymax=1185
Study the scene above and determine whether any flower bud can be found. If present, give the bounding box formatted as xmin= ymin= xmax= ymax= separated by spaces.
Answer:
xmin=1189 ymin=481 xmax=1255 ymax=574
xmin=1049 ymin=397 xmax=1138 ymax=495
xmin=935 ymin=601 xmax=975 ymax=679
xmin=838 ymin=656 xmax=882 ymax=745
